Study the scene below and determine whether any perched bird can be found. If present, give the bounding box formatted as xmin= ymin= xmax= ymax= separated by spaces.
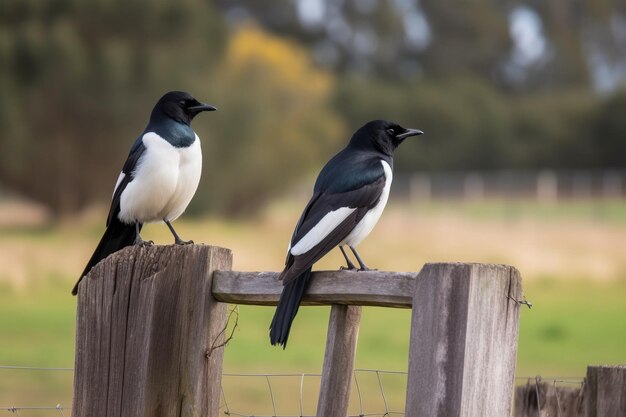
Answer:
xmin=270 ymin=120 xmax=423 ymax=347
xmin=72 ymin=91 xmax=216 ymax=295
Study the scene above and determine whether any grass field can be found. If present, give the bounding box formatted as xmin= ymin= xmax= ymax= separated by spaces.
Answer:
xmin=1 ymin=199 xmax=625 ymax=414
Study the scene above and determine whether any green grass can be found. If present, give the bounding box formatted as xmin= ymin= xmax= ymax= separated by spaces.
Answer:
xmin=0 ymin=279 xmax=624 ymax=412
xmin=0 ymin=283 xmax=76 ymax=409
xmin=517 ymin=278 xmax=626 ymax=376
xmin=1 ymin=201 xmax=625 ymax=412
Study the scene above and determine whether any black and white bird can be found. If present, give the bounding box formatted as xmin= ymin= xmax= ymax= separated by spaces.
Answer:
xmin=269 ymin=120 xmax=423 ymax=347
xmin=71 ymin=91 xmax=216 ymax=295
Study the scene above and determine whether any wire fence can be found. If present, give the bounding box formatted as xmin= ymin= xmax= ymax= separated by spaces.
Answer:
xmin=1 ymin=365 xmax=584 ymax=417
xmin=394 ymin=168 xmax=626 ymax=202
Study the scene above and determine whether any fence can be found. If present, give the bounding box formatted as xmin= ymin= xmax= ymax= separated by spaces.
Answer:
xmin=395 ymin=169 xmax=626 ymax=202
xmin=64 ymin=244 xmax=625 ymax=416
xmin=5 ymin=367 xmax=625 ymax=417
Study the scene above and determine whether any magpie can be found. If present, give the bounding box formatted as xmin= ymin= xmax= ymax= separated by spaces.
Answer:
xmin=269 ymin=120 xmax=423 ymax=347
xmin=71 ymin=91 xmax=216 ymax=295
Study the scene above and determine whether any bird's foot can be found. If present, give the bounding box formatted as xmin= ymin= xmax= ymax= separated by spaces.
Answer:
xmin=175 ymin=238 xmax=194 ymax=245
xmin=134 ymin=237 xmax=154 ymax=246
xmin=340 ymin=265 xmax=357 ymax=271
xmin=357 ymin=267 xmax=377 ymax=272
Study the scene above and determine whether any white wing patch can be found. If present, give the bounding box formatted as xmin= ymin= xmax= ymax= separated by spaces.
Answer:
xmin=113 ymin=172 xmax=125 ymax=198
xmin=344 ymin=160 xmax=392 ymax=247
xmin=290 ymin=207 xmax=356 ymax=256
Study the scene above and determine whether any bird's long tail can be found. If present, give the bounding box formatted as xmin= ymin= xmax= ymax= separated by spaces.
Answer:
xmin=269 ymin=267 xmax=312 ymax=348
xmin=71 ymin=218 xmax=140 ymax=295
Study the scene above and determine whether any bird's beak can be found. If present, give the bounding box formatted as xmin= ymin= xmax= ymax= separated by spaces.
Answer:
xmin=188 ymin=103 xmax=217 ymax=112
xmin=396 ymin=129 xmax=424 ymax=140
xmin=396 ymin=128 xmax=424 ymax=140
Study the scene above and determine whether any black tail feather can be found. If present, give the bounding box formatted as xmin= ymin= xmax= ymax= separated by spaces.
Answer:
xmin=269 ymin=267 xmax=312 ymax=348
xmin=71 ymin=218 xmax=139 ymax=295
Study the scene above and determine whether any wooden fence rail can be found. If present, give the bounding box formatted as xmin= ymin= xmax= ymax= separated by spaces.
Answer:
xmin=71 ymin=244 xmax=624 ymax=417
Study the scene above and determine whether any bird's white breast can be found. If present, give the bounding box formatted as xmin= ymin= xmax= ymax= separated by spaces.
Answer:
xmin=162 ymin=134 xmax=202 ymax=222
xmin=344 ymin=160 xmax=392 ymax=247
xmin=117 ymin=132 xmax=202 ymax=224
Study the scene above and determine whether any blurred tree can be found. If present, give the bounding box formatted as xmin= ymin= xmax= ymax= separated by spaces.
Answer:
xmin=591 ymin=90 xmax=626 ymax=168
xmin=516 ymin=0 xmax=590 ymax=89
xmin=420 ymin=0 xmax=512 ymax=82
xmin=2 ymin=0 xmax=626 ymax=219
xmin=217 ymin=0 xmax=431 ymax=78
xmin=0 ymin=0 xmax=225 ymax=216
xmin=217 ymin=0 xmax=626 ymax=92
xmin=508 ymin=90 xmax=597 ymax=168
xmin=334 ymin=75 xmax=514 ymax=172
xmin=192 ymin=24 xmax=345 ymax=215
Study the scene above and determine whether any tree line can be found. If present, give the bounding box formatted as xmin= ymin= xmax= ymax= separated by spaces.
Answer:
xmin=0 ymin=0 xmax=625 ymax=217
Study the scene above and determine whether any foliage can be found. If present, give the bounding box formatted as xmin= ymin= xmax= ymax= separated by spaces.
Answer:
xmin=1 ymin=0 xmax=626 ymax=216
xmin=192 ymin=24 xmax=344 ymax=214
xmin=333 ymin=74 xmax=611 ymax=173
xmin=0 ymin=0 xmax=226 ymax=215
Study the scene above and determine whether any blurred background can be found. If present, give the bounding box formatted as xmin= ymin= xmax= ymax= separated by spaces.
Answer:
xmin=1 ymin=0 xmax=625 ymax=415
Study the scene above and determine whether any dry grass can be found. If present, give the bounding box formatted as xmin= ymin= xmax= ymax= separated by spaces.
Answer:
xmin=1 ymin=198 xmax=625 ymax=412
xmin=2 ymin=199 xmax=625 ymax=290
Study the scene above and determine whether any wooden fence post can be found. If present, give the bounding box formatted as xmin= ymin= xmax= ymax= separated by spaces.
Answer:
xmin=405 ymin=263 xmax=522 ymax=417
xmin=584 ymin=365 xmax=626 ymax=417
xmin=316 ymin=304 xmax=362 ymax=417
xmin=513 ymin=379 xmax=583 ymax=417
xmin=72 ymin=244 xmax=232 ymax=417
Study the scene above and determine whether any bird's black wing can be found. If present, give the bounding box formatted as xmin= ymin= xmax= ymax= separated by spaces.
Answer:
xmin=281 ymin=176 xmax=386 ymax=284
xmin=106 ymin=138 xmax=146 ymax=227
xmin=73 ymin=137 xmax=146 ymax=295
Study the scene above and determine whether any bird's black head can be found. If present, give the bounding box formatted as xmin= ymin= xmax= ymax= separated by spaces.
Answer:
xmin=150 ymin=91 xmax=216 ymax=126
xmin=349 ymin=120 xmax=424 ymax=156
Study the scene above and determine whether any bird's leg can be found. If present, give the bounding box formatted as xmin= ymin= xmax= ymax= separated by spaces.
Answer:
xmin=349 ymin=246 xmax=376 ymax=271
xmin=133 ymin=222 xmax=153 ymax=246
xmin=339 ymin=246 xmax=357 ymax=270
xmin=164 ymin=219 xmax=193 ymax=245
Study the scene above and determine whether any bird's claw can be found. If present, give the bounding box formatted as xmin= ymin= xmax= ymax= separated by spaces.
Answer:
xmin=175 ymin=238 xmax=194 ymax=245
xmin=340 ymin=265 xmax=357 ymax=271
xmin=134 ymin=239 xmax=154 ymax=247
xmin=357 ymin=267 xmax=377 ymax=272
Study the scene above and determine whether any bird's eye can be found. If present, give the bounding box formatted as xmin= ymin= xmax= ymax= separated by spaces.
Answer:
xmin=386 ymin=128 xmax=395 ymax=136
xmin=179 ymin=100 xmax=187 ymax=106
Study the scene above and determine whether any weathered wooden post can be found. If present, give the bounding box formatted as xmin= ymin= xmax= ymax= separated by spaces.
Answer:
xmin=584 ymin=365 xmax=626 ymax=417
xmin=72 ymin=244 xmax=232 ymax=417
xmin=316 ymin=304 xmax=362 ymax=417
xmin=212 ymin=264 xmax=522 ymax=417
xmin=514 ymin=379 xmax=583 ymax=417
xmin=212 ymin=269 xmax=417 ymax=417
xmin=405 ymin=263 xmax=522 ymax=417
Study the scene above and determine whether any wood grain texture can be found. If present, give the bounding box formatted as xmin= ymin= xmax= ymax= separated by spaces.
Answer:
xmin=316 ymin=305 xmax=362 ymax=417
xmin=212 ymin=270 xmax=416 ymax=307
xmin=514 ymin=380 xmax=583 ymax=417
xmin=584 ymin=365 xmax=626 ymax=417
xmin=405 ymin=263 xmax=522 ymax=417
xmin=72 ymin=244 xmax=232 ymax=417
